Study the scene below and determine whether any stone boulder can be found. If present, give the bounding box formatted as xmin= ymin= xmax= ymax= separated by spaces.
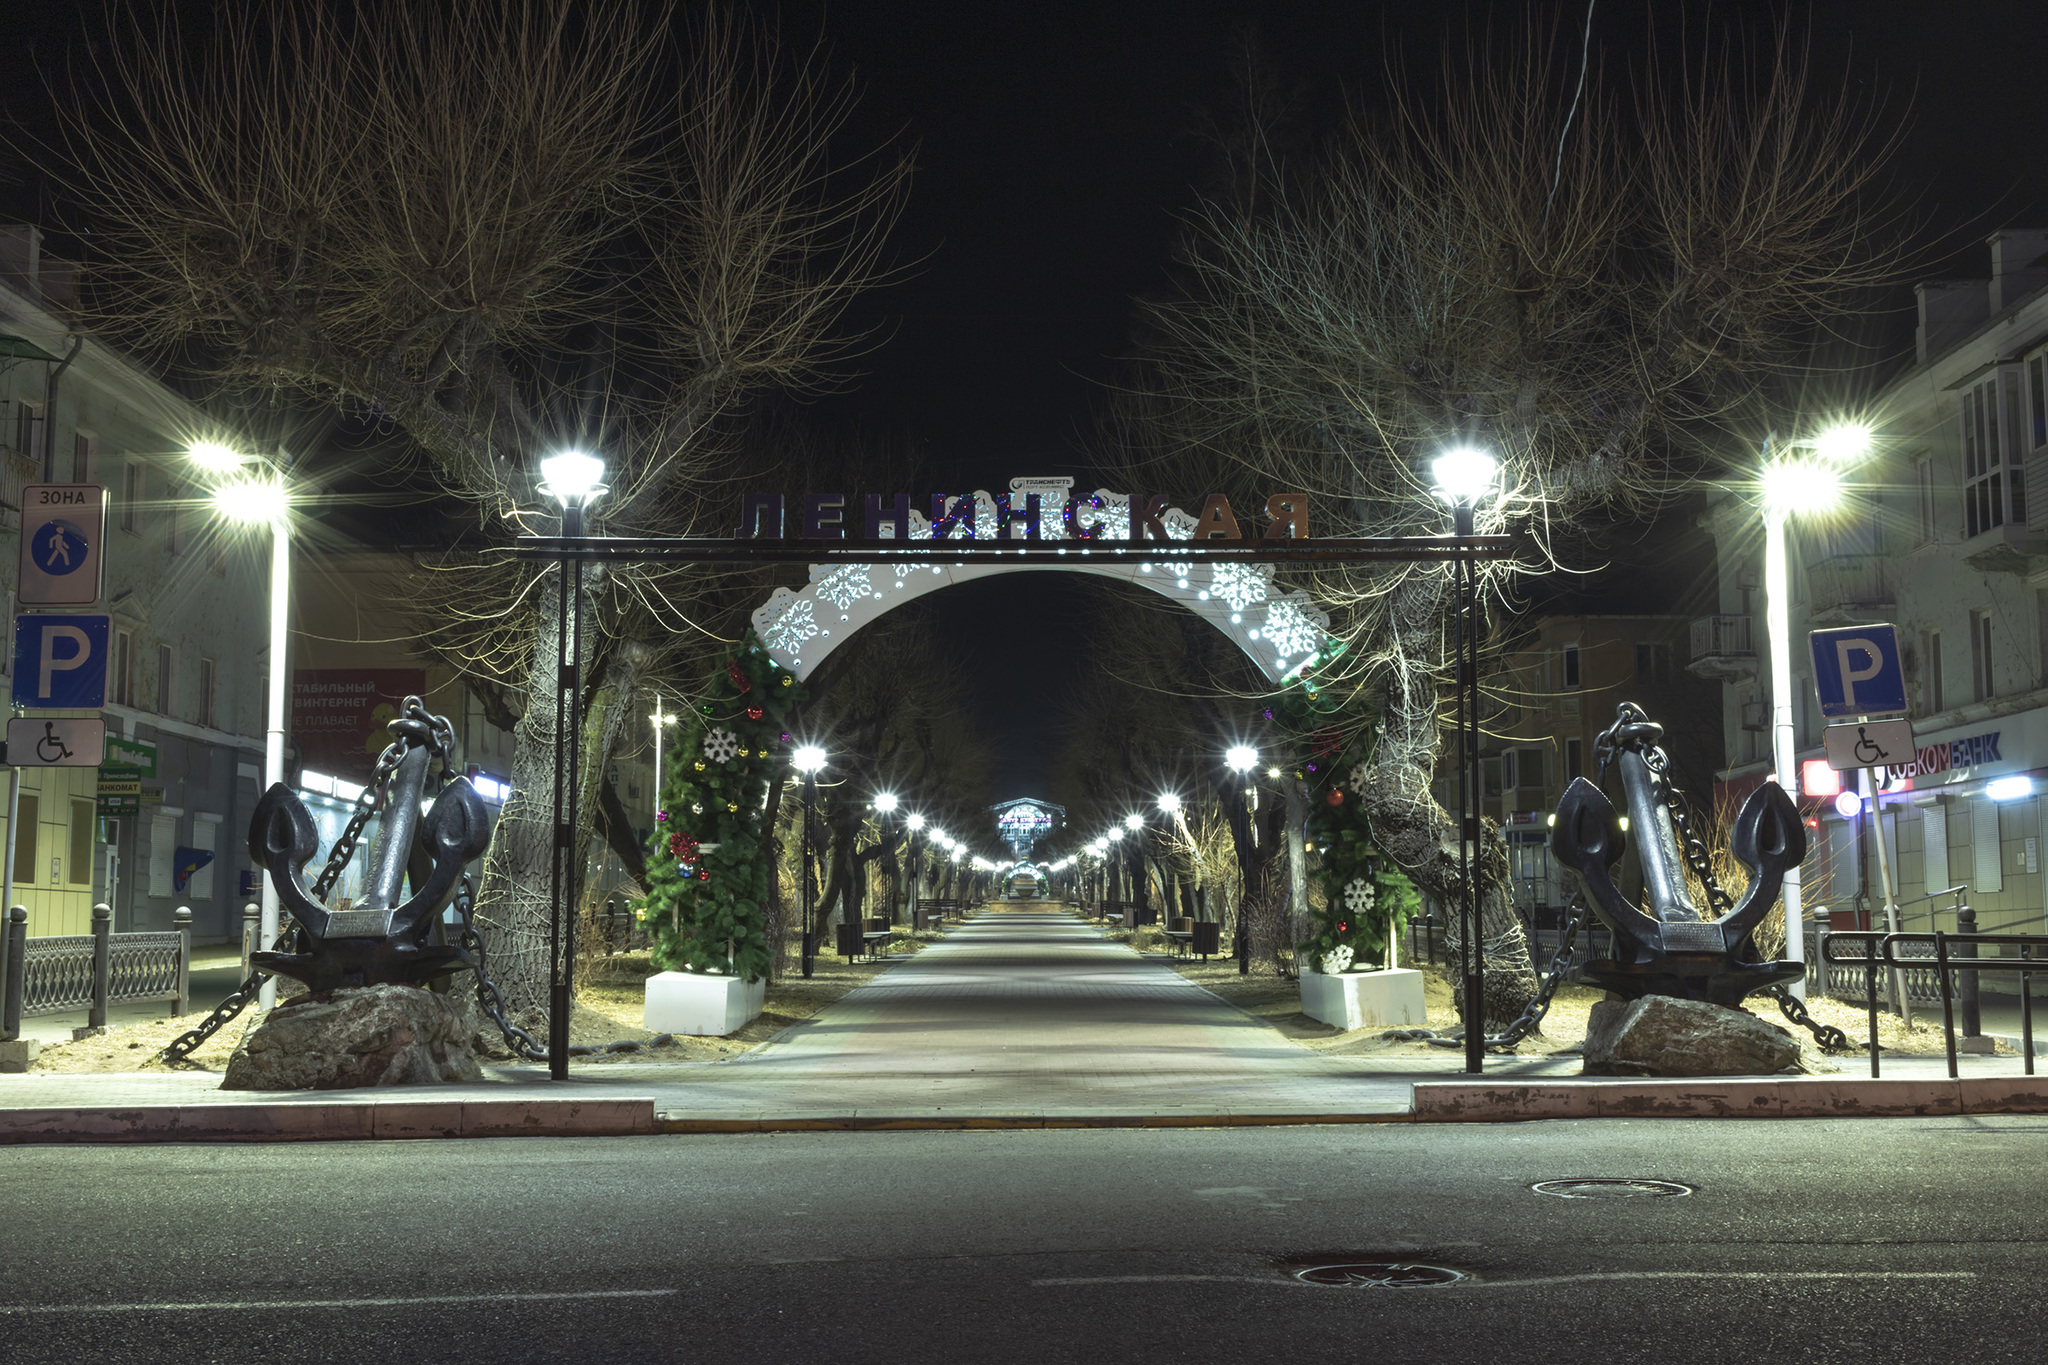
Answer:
xmin=222 ymin=984 xmax=484 ymax=1090
xmin=1582 ymin=995 xmax=1804 ymax=1077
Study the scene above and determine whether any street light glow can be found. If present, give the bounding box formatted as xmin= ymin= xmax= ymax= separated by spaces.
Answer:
xmin=1759 ymin=457 xmax=1843 ymax=517
xmin=1430 ymin=447 xmax=1499 ymax=506
xmin=538 ymin=451 xmax=609 ymax=506
xmin=1156 ymin=792 xmax=1182 ymax=815
xmin=791 ymin=744 xmax=827 ymax=775
xmin=189 ymin=440 xmax=246 ymax=473
xmin=1225 ymin=745 xmax=1258 ymax=773
xmin=1124 ymin=813 xmax=1143 ymax=831
xmin=1108 ymin=828 xmax=1124 ymax=841
xmin=212 ymin=478 xmax=289 ymax=525
xmin=873 ymin=792 xmax=899 ymax=813
xmin=906 ymin=813 xmax=925 ymax=831
xmin=1812 ymin=422 xmax=1873 ymax=465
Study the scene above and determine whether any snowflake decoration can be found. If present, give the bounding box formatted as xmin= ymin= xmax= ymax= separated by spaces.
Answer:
xmin=1077 ymin=496 xmax=1129 ymax=540
xmin=892 ymin=556 xmax=938 ymax=582
xmin=1348 ymin=759 xmax=1369 ymax=791
xmin=1343 ymin=878 xmax=1376 ymax=914
xmin=1258 ymin=597 xmax=1324 ymax=661
xmin=763 ymin=597 xmax=818 ymax=656
xmin=813 ymin=563 xmax=875 ymax=611
xmin=1323 ymin=944 xmax=1355 ymax=974
xmin=1208 ymin=561 xmax=1271 ymax=611
xmin=702 ymin=727 xmax=740 ymax=764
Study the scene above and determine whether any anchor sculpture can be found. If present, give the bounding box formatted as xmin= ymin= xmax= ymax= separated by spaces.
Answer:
xmin=247 ymin=697 xmax=492 ymax=994
xmin=1549 ymin=702 xmax=1805 ymax=1005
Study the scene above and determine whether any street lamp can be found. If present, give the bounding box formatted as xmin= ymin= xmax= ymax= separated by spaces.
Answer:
xmin=1759 ymin=426 xmax=1863 ymax=1002
xmin=1225 ymin=744 xmax=1259 ymax=974
xmin=792 ymin=743 xmax=828 ymax=977
xmin=649 ymin=696 xmax=678 ymax=825
xmin=1432 ymin=444 xmax=1499 ymax=1077
xmin=905 ymin=812 xmax=926 ymax=925
xmin=872 ymin=793 xmax=901 ymax=925
xmin=191 ymin=444 xmax=293 ymax=1010
xmin=539 ymin=450 xmax=607 ymax=1080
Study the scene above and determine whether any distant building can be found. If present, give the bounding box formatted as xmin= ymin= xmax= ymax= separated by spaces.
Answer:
xmin=1696 ymin=228 xmax=2048 ymax=939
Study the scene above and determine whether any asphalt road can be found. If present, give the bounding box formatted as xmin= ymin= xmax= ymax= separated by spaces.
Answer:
xmin=3 ymin=1118 xmax=2043 ymax=1363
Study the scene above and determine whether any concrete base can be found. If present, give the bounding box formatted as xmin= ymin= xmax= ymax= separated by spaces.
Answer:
xmin=644 ymin=970 xmax=765 ymax=1036
xmin=1299 ymin=966 xmax=1427 ymax=1031
xmin=0 ymin=1039 xmax=40 ymax=1074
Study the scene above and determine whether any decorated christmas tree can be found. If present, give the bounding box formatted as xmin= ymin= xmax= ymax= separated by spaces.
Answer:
xmin=640 ymin=634 xmax=805 ymax=982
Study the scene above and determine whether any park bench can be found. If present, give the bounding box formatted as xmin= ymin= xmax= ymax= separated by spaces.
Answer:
xmin=835 ymin=917 xmax=897 ymax=963
xmin=1161 ymin=917 xmax=1222 ymax=961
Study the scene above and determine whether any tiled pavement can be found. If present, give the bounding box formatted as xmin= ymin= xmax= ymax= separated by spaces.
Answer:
xmin=1 ymin=904 xmax=2037 ymax=1127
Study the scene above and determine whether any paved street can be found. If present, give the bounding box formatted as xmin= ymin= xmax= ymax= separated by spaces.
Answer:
xmin=2 ymin=1116 xmax=2043 ymax=1363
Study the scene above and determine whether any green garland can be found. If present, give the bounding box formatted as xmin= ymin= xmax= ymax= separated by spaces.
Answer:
xmin=640 ymin=634 xmax=805 ymax=982
xmin=1271 ymin=666 xmax=1419 ymax=973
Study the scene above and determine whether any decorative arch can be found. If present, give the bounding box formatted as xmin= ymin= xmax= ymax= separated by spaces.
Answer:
xmin=750 ymin=485 xmax=1334 ymax=683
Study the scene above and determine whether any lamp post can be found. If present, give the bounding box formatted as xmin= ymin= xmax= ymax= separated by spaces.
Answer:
xmin=649 ymin=694 xmax=678 ymax=825
xmin=1225 ymin=744 xmax=1259 ymax=975
xmin=905 ymin=812 xmax=925 ymax=927
xmin=793 ymin=744 xmax=827 ymax=977
xmin=1123 ymin=811 xmax=1148 ymax=925
xmin=538 ymin=450 xmax=607 ymax=1080
xmin=1758 ymin=429 xmax=1862 ymax=1001
xmin=1432 ymin=445 xmax=1498 ymax=1077
xmin=873 ymin=792 xmax=899 ymax=924
xmin=192 ymin=443 xmax=292 ymax=1009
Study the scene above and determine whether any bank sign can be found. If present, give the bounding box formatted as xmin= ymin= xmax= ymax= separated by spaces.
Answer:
xmin=1884 ymin=730 xmax=2002 ymax=783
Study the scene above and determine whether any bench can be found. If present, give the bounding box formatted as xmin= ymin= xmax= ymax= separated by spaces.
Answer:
xmin=835 ymin=917 xmax=896 ymax=963
xmin=1161 ymin=917 xmax=1223 ymax=961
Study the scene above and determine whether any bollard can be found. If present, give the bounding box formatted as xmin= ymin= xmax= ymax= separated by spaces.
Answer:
xmin=1958 ymin=904 xmax=1983 ymax=1041
xmin=2 ymin=906 xmax=24 ymax=1040
xmin=173 ymin=906 xmax=192 ymax=1015
xmin=241 ymin=903 xmax=260 ymax=977
xmin=90 ymin=903 xmax=112 ymax=1029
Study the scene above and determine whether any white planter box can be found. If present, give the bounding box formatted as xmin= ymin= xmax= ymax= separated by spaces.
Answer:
xmin=1299 ymin=965 xmax=1427 ymax=1031
xmin=644 ymin=970 xmax=765 ymax=1036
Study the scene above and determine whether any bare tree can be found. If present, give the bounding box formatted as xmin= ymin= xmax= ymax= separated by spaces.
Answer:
xmin=52 ymin=2 xmax=911 ymax=1009
xmin=1114 ymin=17 xmax=1898 ymax=1026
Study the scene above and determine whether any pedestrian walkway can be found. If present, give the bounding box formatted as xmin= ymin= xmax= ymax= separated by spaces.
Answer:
xmin=3 ymin=904 xmax=2045 ymax=1137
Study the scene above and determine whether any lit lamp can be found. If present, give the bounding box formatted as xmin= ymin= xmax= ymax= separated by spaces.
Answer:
xmin=1759 ymin=424 xmax=1863 ymax=1001
xmin=792 ymin=744 xmax=827 ymax=978
xmin=1224 ymin=744 xmax=1260 ymax=974
xmin=1431 ymin=444 xmax=1499 ymax=1077
xmin=650 ymin=695 xmax=679 ymax=825
xmin=191 ymin=443 xmax=292 ymax=1009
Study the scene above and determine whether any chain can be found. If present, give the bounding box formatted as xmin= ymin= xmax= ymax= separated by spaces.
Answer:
xmin=1766 ymin=984 xmax=1853 ymax=1052
xmin=309 ymin=697 xmax=450 ymax=903
xmin=156 ymin=961 xmax=275 ymax=1064
xmin=454 ymin=875 xmax=547 ymax=1062
xmin=1484 ymin=894 xmax=1592 ymax=1049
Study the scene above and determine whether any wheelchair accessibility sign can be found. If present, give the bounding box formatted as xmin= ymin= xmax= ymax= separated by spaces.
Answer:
xmin=16 ymin=483 xmax=107 ymax=606
xmin=4 ymin=716 xmax=106 ymax=768
xmin=1822 ymin=717 xmax=1915 ymax=773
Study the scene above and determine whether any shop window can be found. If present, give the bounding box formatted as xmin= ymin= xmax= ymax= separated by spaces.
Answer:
xmin=67 ymin=799 xmax=93 ymax=886
xmin=11 ymin=793 xmax=37 ymax=887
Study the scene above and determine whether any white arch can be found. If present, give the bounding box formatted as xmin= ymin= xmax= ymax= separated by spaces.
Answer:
xmin=750 ymin=486 xmax=1333 ymax=683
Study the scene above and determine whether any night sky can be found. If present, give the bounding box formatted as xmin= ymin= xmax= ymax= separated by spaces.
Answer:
xmin=8 ymin=2 xmax=2048 ymax=801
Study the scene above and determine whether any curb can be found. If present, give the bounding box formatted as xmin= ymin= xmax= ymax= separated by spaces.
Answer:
xmin=1413 ymin=1075 xmax=2048 ymax=1122
xmin=652 ymin=1111 xmax=1412 ymax=1133
xmin=0 ymin=1097 xmax=658 ymax=1144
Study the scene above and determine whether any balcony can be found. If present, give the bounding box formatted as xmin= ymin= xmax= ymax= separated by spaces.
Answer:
xmin=1805 ymin=554 xmax=1894 ymax=626
xmin=1688 ymin=614 xmax=1756 ymax=679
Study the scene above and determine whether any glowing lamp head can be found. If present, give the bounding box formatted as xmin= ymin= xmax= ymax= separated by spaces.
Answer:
xmin=212 ymin=478 xmax=289 ymax=526
xmin=906 ymin=813 xmax=925 ymax=831
xmin=1124 ymin=813 xmax=1143 ymax=831
xmin=1812 ymin=423 xmax=1873 ymax=466
xmin=1225 ymin=745 xmax=1259 ymax=774
xmin=1156 ymin=792 xmax=1182 ymax=815
xmin=189 ymin=441 xmax=246 ymax=473
xmin=952 ymin=849 xmax=964 ymax=863
xmin=791 ymin=744 xmax=827 ymax=775
xmin=1430 ymin=447 xmax=1499 ymax=506
xmin=1108 ymin=828 xmax=1124 ymax=842
xmin=873 ymin=792 xmax=899 ymax=813
xmin=1988 ymin=775 xmax=2035 ymax=802
xmin=1759 ymin=457 xmax=1843 ymax=517
xmin=538 ymin=451 xmax=608 ymax=507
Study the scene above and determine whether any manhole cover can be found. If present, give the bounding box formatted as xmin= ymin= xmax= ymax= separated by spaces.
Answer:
xmin=1289 ymin=1261 xmax=1467 ymax=1287
xmin=1530 ymin=1178 xmax=1694 ymax=1199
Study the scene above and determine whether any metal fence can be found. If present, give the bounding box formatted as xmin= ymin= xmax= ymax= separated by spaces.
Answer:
xmin=1 ymin=904 xmax=192 ymax=1040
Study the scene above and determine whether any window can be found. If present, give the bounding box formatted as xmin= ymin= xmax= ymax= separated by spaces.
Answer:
xmin=1634 ymin=642 xmax=1672 ymax=684
xmin=199 ymin=656 xmax=218 ymax=729
xmin=121 ymin=459 xmax=144 ymax=534
xmin=1926 ymin=630 xmax=1945 ymax=712
xmin=13 ymin=402 xmax=42 ymax=459
xmin=112 ymin=630 xmax=133 ymax=707
xmin=1562 ymin=644 xmax=1581 ymax=689
xmin=166 ymin=482 xmax=184 ymax=555
xmin=1916 ymin=455 xmax=1937 ymax=544
xmin=67 ymin=799 xmax=93 ymax=887
xmin=1962 ymin=369 xmax=2027 ymax=537
xmin=1565 ymin=737 xmax=1583 ymax=782
xmin=11 ymin=793 xmax=37 ymax=886
xmin=2031 ymin=353 xmax=2048 ymax=449
xmin=147 ymin=813 xmax=177 ymax=898
xmin=1972 ymin=610 xmax=1995 ymax=702
xmin=1515 ymin=749 xmax=1543 ymax=790
xmin=155 ymin=643 xmax=175 ymax=716
xmin=1498 ymin=751 xmax=1515 ymax=792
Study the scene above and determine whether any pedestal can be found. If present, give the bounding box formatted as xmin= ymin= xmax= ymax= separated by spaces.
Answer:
xmin=644 ymin=970 xmax=766 ymax=1036
xmin=1299 ymin=965 xmax=1427 ymax=1031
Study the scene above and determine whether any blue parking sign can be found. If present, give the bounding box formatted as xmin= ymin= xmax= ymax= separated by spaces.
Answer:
xmin=11 ymin=614 xmax=110 ymax=709
xmin=1808 ymin=623 xmax=1907 ymax=719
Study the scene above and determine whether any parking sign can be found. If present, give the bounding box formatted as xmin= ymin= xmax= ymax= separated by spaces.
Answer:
xmin=16 ymin=483 xmax=106 ymax=606
xmin=10 ymin=613 xmax=110 ymax=709
xmin=1808 ymin=624 xmax=1907 ymax=719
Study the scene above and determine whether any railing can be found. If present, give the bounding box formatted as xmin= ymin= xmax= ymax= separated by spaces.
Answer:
xmin=2 ymin=904 xmax=192 ymax=1039
xmin=1807 ymin=555 xmax=1893 ymax=615
xmin=1689 ymin=613 xmax=1754 ymax=662
xmin=1822 ymin=929 xmax=2046 ymax=1079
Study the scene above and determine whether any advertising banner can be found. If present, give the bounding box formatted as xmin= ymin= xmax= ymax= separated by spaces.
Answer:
xmin=291 ymin=669 xmax=428 ymax=779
